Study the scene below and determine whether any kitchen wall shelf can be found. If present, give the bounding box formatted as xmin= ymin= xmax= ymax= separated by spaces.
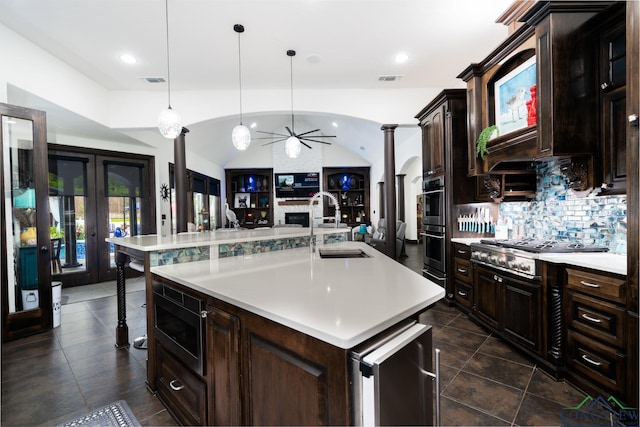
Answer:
xmin=225 ymin=168 xmax=273 ymax=228
xmin=322 ymin=167 xmax=370 ymax=227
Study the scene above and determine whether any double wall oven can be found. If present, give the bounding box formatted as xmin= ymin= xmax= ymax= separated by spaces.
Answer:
xmin=421 ymin=176 xmax=446 ymax=288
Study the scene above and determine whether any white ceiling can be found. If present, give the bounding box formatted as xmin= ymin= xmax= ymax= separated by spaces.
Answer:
xmin=0 ymin=0 xmax=515 ymax=166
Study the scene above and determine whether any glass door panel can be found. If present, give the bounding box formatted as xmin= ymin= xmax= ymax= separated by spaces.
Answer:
xmin=4 ymin=117 xmax=39 ymax=313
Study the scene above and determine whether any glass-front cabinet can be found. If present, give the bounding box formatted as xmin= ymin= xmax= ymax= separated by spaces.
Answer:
xmin=1 ymin=103 xmax=52 ymax=340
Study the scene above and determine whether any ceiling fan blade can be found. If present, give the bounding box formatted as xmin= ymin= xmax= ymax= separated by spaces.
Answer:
xmin=300 ymin=137 xmax=333 ymax=145
xmin=256 ymin=130 xmax=289 ymax=138
xmin=300 ymin=140 xmax=312 ymax=149
xmin=261 ymin=138 xmax=288 ymax=146
xmin=285 ymin=126 xmax=294 ymax=136
xmin=295 ymin=129 xmax=321 ymax=137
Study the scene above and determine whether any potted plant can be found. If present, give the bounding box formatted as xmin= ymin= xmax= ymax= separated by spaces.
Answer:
xmin=476 ymin=125 xmax=498 ymax=160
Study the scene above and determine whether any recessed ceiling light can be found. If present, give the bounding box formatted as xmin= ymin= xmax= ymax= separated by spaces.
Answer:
xmin=332 ymin=122 xmax=338 ymax=128
xmin=395 ymin=52 xmax=409 ymax=64
xmin=250 ymin=122 xmax=257 ymax=129
xmin=120 ymin=54 xmax=137 ymax=64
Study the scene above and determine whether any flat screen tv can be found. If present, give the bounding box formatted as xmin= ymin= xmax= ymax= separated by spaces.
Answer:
xmin=274 ymin=172 xmax=320 ymax=198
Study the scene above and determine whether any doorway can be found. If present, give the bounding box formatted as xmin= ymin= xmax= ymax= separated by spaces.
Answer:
xmin=48 ymin=146 xmax=156 ymax=287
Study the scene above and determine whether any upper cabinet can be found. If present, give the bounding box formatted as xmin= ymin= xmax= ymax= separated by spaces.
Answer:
xmin=458 ymin=1 xmax=612 ymax=176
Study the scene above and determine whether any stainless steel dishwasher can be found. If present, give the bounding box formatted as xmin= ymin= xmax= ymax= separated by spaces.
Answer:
xmin=350 ymin=321 xmax=441 ymax=426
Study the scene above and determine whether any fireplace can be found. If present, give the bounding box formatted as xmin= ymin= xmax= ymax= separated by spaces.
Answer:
xmin=285 ymin=212 xmax=309 ymax=227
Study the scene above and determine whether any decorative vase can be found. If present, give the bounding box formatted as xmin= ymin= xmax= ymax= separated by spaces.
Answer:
xmin=20 ymin=227 xmax=37 ymax=245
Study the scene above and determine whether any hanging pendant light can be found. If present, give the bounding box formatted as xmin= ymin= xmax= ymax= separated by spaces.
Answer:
xmin=157 ymin=0 xmax=182 ymax=139
xmin=285 ymin=50 xmax=301 ymax=158
xmin=232 ymin=24 xmax=251 ymax=150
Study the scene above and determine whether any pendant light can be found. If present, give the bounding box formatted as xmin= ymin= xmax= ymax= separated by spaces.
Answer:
xmin=232 ymin=24 xmax=251 ymax=150
xmin=157 ymin=0 xmax=182 ymax=139
xmin=284 ymin=50 xmax=301 ymax=158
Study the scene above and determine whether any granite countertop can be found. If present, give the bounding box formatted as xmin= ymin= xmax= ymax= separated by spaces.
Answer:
xmin=150 ymin=241 xmax=445 ymax=349
xmin=450 ymin=237 xmax=626 ymax=275
xmin=105 ymin=227 xmax=349 ymax=252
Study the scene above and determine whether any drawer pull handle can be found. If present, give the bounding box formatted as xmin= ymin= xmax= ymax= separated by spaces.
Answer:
xmin=457 ymin=268 xmax=467 ymax=274
xmin=581 ymin=313 xmax=602 ymax=324
xmin=169 ymin=380 xmax=185 ymax=391
xmin=579 ymin=280 xmax=600 ymax=288
xmin=457 ymin=250 xmax=467 ymax=254
xmin=457 ymin=290 xmax=467 ymax=297
xmin=581 ymin=355 xmax=602 ymax=367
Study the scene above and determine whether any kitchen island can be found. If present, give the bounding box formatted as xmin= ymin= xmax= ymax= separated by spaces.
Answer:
xmin=149 ymin=242 xmax=445 ymax=425
xmin=107 ymin=227 xmax=351 ymax=348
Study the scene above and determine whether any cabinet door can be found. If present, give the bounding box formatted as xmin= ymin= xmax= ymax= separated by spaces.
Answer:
xmin=502 ymin=275 xmax=542 ymax=353
xmin=422 ymin=108 xmax=444 ymax=177
xmin=474 ymin=266 xmax=500 ymax=329
xmin=207 ymin=308 xmax=242 ymax=426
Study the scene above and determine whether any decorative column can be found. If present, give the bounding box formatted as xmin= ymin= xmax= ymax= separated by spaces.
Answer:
xmin=382 ymin=124 xmax=398 ymax=259
xmin=396 ymin=174 xmax=406 ymax=222
xmin=174 ymin=127 xmax=190 ymax=233
xmin=377 ymin=181 xmax=385 ymax=219
xmin=115 ymin=249 xmax=129 ymax=348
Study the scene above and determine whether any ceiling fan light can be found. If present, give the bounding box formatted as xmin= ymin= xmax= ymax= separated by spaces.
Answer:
xmin=285 ymin=136 xmax=301 ymax=158
xmin=232 ymin=124 xmax=251 ymax=150
xmin=158 ymin=107 xmax=182 ymax=139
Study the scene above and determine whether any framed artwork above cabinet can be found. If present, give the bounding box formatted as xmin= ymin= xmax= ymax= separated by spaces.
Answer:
xmin=322 ymin=167 xmax=370 ymax=227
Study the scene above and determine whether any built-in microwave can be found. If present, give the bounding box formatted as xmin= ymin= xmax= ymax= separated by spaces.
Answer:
xmin=422 ymin=176 xmax=445 ymax=227
xmin=153 ymin=280 xmax=206 ymax=376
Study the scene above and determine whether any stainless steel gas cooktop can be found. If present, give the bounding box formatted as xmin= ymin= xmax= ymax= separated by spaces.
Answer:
xmin=478 ymin=239 xmax=610 ymax=254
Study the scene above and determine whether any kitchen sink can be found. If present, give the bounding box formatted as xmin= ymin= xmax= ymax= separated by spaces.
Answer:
xmin=318 ymin=248 xmax=371 ymax=258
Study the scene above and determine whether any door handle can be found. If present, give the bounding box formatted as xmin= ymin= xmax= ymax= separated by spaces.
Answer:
xmin=40 ymin=245 xmax=49 ymax=253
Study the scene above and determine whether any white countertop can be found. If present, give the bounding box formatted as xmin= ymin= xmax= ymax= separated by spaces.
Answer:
xmin=150 ymin=242 xmax=445 ymax=349
xmin=538 ymin=252 xmax=626 ymax=276
xmin=106 ymin=227 xmax=349 ymax=252
xmin=451 ymin=237 xmax=626 ymax=275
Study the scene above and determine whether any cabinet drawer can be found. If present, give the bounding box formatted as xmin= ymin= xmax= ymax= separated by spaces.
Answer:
xmin=566 ymin=291 xmax=625 ymax=348
xmin=453 ymin=279 xmax=472 ymax=310
xmin=156 ymin=344 xmax=207 ymax=426
xmin=453 ymin=244 xmax=471 ymax=260
xmin=454 ymin=258 xmax=472 ymax=283
xmin=566 ymin=330 xmax=626 ymax=396
xmin=566 ymin=268 xmax=625 ymax=303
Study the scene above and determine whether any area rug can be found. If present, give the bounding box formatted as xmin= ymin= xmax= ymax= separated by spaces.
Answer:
xmin=57 ymin=400 xmax=141 ymax=427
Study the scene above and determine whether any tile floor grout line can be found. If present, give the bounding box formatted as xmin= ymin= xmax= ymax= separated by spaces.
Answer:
xmin=509 ymin=362 xmax=537 ymax=426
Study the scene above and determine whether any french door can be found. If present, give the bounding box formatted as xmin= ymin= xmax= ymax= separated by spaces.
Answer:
xmin=48 ymin=147 xmax=155 ymax=286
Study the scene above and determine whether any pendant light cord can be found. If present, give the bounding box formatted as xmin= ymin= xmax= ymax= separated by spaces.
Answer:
xmin=237 ymin=29 xmax=243 ymax=125
xmin=289 ymin=51 xmax=295 ymax=133
xmin=164 ymin=0 xmax=172 ymax=109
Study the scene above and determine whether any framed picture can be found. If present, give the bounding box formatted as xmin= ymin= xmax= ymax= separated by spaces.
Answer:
xmin=494 ymin=55 xmax=536 ymax=136
xmin=234 ymin=193 xmax=249 ymax=209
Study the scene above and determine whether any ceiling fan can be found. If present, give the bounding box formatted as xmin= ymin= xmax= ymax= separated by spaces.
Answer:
xmin=256 ymin=50 xmax=335 ymax=157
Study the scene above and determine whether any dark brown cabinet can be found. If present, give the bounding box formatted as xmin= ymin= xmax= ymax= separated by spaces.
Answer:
xmin=323 ymin=167 xmax=370 ymax=227
xmin=564 ymin=267 xmax=628 ymax=399
xmin=452 ymin=243 xmax=473 ymax=312
xmin=590 ymin=3 xmax=627 ymax=194
xmin=474 ymin=264 xmax=542 ymax=355
xmin=225 ymin=168 xmax=273 ymax=228
xmin=459 ymin=2 xmax=610 ymax=176
xmin=206 ymin=307 xmax=241 ymax=426
xmin=419 ymin=107 xmax=445 ymax=178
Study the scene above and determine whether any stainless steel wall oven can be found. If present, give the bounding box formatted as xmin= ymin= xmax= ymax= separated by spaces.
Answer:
xmin=421 ymin=176 xmax=445 ymax=226
xmin=153 ymin=280 xmax=206 ymax=375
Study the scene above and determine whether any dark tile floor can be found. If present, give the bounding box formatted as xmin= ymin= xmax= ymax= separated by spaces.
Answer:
xmin=1 ymin=241 xmax=588 ymax=426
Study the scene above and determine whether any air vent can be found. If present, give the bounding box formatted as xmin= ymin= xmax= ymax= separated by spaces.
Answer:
xmin=378 ymin=75 xmax=403 ymax=82
xmin=140 ymin=77 xmax=166 ymax=83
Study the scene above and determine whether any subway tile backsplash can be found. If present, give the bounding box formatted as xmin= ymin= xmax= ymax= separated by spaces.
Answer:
xmin=498 ymin=160 xmax=627 ymax=253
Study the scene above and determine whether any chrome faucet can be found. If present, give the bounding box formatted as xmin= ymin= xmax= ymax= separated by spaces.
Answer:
xmin=309 ymin=191 xmax=341 ymax=253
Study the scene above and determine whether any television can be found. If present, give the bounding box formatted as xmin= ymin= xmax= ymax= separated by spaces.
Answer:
xmin=274 ymin=172 xmax=320 ymax=198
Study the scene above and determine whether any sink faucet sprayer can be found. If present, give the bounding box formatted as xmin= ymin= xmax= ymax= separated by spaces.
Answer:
xmin=309 ymin=191 xmax=341 ymax=253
